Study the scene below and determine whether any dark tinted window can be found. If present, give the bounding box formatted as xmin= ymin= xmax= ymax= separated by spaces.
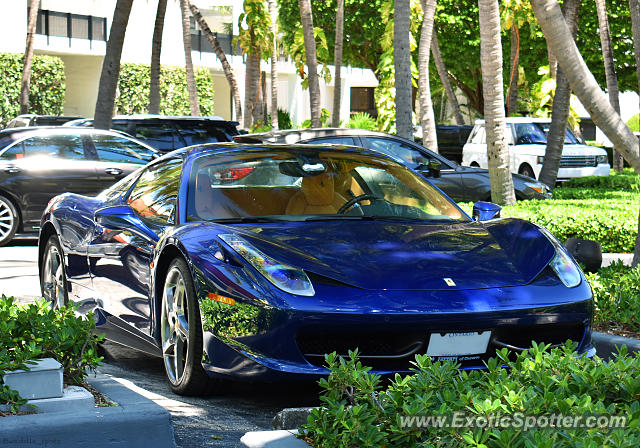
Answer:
xmin=306 ymin=137 xmax=356 ymax=145
xmin=364 ymin=137 xmax=449 ymax=168
xmin=175 ymin=122 xmax=236 ymax=146
xmin=98 ymin=168 xmax=142 ymax=203
xmin=129 ymin=124 xmax=184 ymax=151
xmin=21 ymin=135 xmax=86 ymax=160
xmin=128 ymin=159 xmax=182 ymax=226
xmin=514 ymin=123 xmax=547 ymax=145
xmin=91 ymin=133 xmax=156 ymax=164
xmin=0 ymin=142 xmax=24 ymax=160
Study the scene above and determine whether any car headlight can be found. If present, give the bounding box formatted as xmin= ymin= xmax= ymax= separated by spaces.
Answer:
xmin=219 ymin=234 xmax=315 ymax=296
xmin=524 ymin=181 xmax=551 ymax=196
xmin=596 ymin=154 xmax=608 ymax=164
xmin=538 ymin=227 xmax=581 ymax=288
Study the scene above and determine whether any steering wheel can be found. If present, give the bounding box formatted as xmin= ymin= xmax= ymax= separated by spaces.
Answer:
xmin=337 ymin=194 xmax=383 ymax=214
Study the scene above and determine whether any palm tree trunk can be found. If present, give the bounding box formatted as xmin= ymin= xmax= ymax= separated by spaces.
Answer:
xmin=94 ymin=0 xmax=133 ymax=130
xmin=149 ymin=0 xmax=167 ymax=114
xmin=539 ymin=0 xmax=580 ymax=188
xmin=20 ymin=0 xmax=40 ymax=115
xmin=394 ymin=0 xmax=414 ymax=141
xmin=431 ymin=30 xmax=464 ymax=125
xmin=298 ymin=0 xmax=321 ymax=127
xmin=629 ymin=0 xmax=640 ymax=267
xmin=179 ymin=0 xmax=200 ymax=116
xmin=268 ymin=0 xmax=279 ymax=130
xmin=331 ymin=0 xmax=344 ymax=128
xmin=418 ymin=0 xmax=437 ymax=151
xmin=244 ymin=52 xmax=260 ymax=129
xmin=507 ymin=26 xmax=519 ymax=117
xmin=478 ymin=0 xmax=515 ymax=205
xmin=188 ymin=1 xmax=242 ymax=123
xmin=595 ymin=0 xmax=623 ymax=171
xmin=530 ymin=0 xmax=639 ymax=168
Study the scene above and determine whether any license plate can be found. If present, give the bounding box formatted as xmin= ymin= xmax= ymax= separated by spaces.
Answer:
xmin=426 ymin=331 xmax=491 ymax=356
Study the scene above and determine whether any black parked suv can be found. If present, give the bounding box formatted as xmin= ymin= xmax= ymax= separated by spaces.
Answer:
xmin=7 ymin=114 xmax=85 ymax=128
xmin=0 ymin=127 xmax=158 ymax=245
xmin=67 ymin=115 xmax=240 ymax=153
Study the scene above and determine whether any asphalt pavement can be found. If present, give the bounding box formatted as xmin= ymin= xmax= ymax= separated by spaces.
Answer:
xmin=0 ymin=238 xmax=320 ymax=448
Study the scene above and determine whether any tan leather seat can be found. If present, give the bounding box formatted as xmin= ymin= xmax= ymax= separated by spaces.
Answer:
xmin=285 ymin=172 xmax=347 ymax=215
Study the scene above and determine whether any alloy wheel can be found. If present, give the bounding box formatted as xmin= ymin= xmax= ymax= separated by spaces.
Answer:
xmin=42 ymin=243 xmax=66 ymax=309
xmin=0 ymin=197 xmax=16 ymax=243
xmin=161 ymin=266 xmax=190 ymax=385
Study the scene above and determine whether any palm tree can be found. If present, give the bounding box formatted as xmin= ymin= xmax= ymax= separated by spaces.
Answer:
xmin=188 ymin=1 xmax=242 ymax=124
xmin=179 ymin=0 xmax=200 ymax=115
xmin=595 ymin=0 xmax=622 ymax=171
xmin=507 ymin=26 xmax=519 ymax=116
xmin=20 ymin=0 xmax=40 ymax=115
xmin=268 ymin=0 xmax=279 ymax=130
xmin=418 ymin=0 xmax=437 ymax=151
xmin=478 ymin=0 xmax=515 ymax=205
xmin=298 ymin=0 xmax=321 ymax=127
xmin=631 ymin=0 xmax=640 ymax=121
xmin=394 ymin=0 xmax=414 ymax=140
xmin=538 ymin=0 xmax=580 ymax=188
xmin=94 ymin=0 xmax=134 ymax=130
xmin=149 ymin=0 xmax=167 ymax=114
xmin=431 ymin=30 xmax=465 ymax=125
xmin=331 ymin=0 xmax=344 ymax=128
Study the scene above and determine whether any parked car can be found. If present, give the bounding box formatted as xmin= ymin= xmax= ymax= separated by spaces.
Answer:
xmin=67 ymin=115 xmax=240 ymax=153
xmin=6 ymin=114 xmax=84 ymax=128
xmin=235 ymin=128 xmax=551 ymax=202
xmin=0 ymin=127 xmax=157 ymax=245
xmin=462 ymin=117 xmax=610 ymax=180
xmin=40 ymin=143 xmax=593 ymax=395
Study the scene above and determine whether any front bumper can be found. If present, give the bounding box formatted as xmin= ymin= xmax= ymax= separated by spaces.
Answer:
xmin=557 ymin=163 xmax=610 ymax=180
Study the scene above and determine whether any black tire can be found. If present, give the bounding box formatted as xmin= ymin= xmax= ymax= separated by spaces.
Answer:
xmin=160 ymin=257 xmax=218 ymax=395
xmin=40 ymin=234 xmax=69 ymax=309
xmin=470 ymin=162 xmax=480 ymax=168
xmin=518 ymin=164 xmax=536 ymax=179
xmin=0 ymin=194 xmax=19 ymax=246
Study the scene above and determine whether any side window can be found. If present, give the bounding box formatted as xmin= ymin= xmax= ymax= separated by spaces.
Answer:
xmin=176 ymin=122 xmax=234 ymax=146
xmin=91 ymin=133 xmax=156 ymax=164
xmin=364 ymin=138 xmax=433 ymax=167
xmin=98 ymin=168 xmax=142 ymax=203
xmin=132 ymin=124 xmax=184 ymax=152
xmin=127 ymin=158 xmax=182 ymax=226
xmin=0 ymin=142 xmax=25 ymax=160
xmin=306 ymin=137 xmax=356 ymax=146
xmin=22 ymin=135 xmax=87 ymax=160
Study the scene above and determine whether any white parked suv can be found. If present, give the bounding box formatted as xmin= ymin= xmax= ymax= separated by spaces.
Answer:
xmin=462 ymin=117 xmax=610 ymax=180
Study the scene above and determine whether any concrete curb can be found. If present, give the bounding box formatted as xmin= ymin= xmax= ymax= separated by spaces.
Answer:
xmin=272 ymin=407 xmax=317 ymax=430
xmin=241 ymin=430 xmax=310 ymax=447
xmin=592 ymin=331 xmax=640 ymax=360
xmin=0 ymin=374 xmax=176 ymax=448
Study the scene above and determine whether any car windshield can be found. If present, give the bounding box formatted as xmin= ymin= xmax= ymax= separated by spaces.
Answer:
xmin=538 ymin=123 xmax=580 ymax=144
xmin=187 ymin=149 xmax=468 ymax=223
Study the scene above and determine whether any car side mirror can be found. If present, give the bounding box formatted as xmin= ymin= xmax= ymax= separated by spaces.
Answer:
xmin=94 ymin=205 xmax=158 ymax=240
xmin=417 ymin=160 xmax=441 ymax=178
xmin=472 ymin=201 xmax=502 ymax=221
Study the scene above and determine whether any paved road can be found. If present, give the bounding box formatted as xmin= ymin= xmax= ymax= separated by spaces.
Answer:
xmin=0 ymin=239 xmax=320 ymax=447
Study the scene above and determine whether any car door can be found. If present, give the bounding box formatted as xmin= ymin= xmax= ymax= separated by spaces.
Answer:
xmin=0 ymin=133 xmax=97 ymax=229
xmin=88 ymin=132 xmax=157 ymax=192
xmin=88 ymin=158 xmax=182 ymax=336
xmin=359 ymin=136 xmax=467 ymax=201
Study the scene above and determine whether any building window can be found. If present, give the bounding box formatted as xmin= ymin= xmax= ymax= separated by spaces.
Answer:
xmin=33 ymin=9 xmax=107 ymax=42
xmin=350 ymin=87 xmax=377 ymax=118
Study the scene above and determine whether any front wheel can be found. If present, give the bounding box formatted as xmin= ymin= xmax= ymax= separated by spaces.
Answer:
xmin=518 ymin=164 xmax=536 ymax=179
xmin=0 ymin=195 xmax=19 ymax=246
xmin=41 ymin=234 xmax=68 ymax=309
xmin=160 ymin=258 xmax=215 ymax=395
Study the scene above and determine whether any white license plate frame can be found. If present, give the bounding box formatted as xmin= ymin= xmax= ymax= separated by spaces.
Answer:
xmin=426 ymin=331 xmax=491 ymax=356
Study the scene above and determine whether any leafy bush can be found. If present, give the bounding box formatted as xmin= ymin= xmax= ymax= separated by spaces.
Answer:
xmin=278 ymin=109 xmax=293 ymax=130
xmin=115 ymin=63 xmax=215 ymax=116
xmin=301 ymin=108 xmax=331 ymax=128
xmin=0 ymin=297 xmax=103 ymax=413
xmin=304 ymin=345 xmax=640 ymax=447
xmin=0 ymin=53 xmax=65 ymax=127
xmin=587 ymin=261 xmax=640 ymax=336
xmin=627 ymin=113 xmax=639 ymax=132
xmin=346 ymin=112 xmax=377 ymax=130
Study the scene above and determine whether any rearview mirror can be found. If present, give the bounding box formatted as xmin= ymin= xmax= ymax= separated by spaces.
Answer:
xmin=472 ymin=201 xmax=502 ymax=221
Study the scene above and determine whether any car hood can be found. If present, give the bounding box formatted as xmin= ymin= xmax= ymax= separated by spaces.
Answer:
xmin=220 ymin=218 xmax=556 ymax=291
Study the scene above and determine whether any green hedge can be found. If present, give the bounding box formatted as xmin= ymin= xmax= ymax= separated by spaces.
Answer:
xmin=303 ymin=346 xmax=640 ymax=447
xmin=0 ymin=53 xmax=65 ymax=127
xmin=588 ymin=261 xmax=640 ymax=336
xmin=0 ymin=297 xmax=103 ymax=413
xmin=115 ymin=63 xmax=215 ymax=116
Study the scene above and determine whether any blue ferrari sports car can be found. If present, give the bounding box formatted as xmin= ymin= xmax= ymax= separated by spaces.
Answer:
xmin=38 ymin=143 xmax=594 ymax=395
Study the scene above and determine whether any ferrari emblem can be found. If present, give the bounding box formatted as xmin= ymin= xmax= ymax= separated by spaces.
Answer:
xmin=444 ymin=278 xmax=456 ymax=287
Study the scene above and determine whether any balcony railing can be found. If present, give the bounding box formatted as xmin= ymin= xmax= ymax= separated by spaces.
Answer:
xmin=34 ymin=8 xmax=107 ymax=46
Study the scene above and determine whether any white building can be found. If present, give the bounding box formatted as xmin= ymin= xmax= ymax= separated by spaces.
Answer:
xmin=0 ymin=0 xmax=379 ymax=126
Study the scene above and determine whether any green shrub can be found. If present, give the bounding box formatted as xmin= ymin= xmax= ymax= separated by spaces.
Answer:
xmin=301 ymin=108 xmax=331 ymax=128
xmin=587 ymin=261 xmax=640 ymax=335
xmin=278 ymin=109 xmax=293 ymax=129
xmin=115 ymin=63 xmax=215 ymax=116
xmin=0 ymin=297 xmax=103 ymax=413
xmin=0 ymin=53 xmax=65 ymax=127
xmin=346 ymin=112 xmax=377 ymax=130
xmin=303 ymin=345 xmax=640 ymax=447
xmin=627 ymin=113 xmax=639 ymax=132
